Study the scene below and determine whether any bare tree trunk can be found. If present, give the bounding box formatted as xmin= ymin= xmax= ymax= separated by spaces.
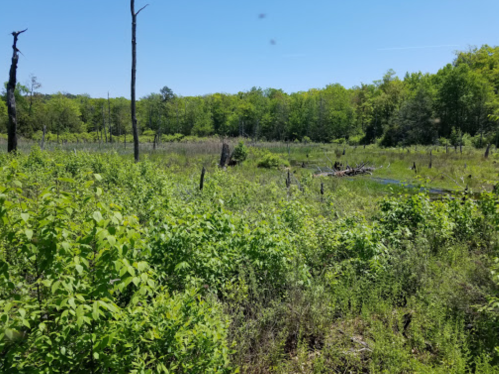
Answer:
xmin=6 ymin=29 xmax=27 ymax=153
xmin=131 ymin=0 xmax=148 ymax=163
xmin=102 ymin=104 xmax=108 ymax=143
xmin=108 ymin=92 xmax=112 ymax=143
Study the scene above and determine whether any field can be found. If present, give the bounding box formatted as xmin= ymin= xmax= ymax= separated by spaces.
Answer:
xmin=1 ymin=140 xmax=499 ymax=373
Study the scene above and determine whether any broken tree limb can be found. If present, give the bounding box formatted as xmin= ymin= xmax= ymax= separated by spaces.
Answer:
xmin=314 ymin=164 xmax=377 ymax=178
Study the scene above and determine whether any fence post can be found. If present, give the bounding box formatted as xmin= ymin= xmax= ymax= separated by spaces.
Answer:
xmin=200 ymin=167 xmax=206 ymax=191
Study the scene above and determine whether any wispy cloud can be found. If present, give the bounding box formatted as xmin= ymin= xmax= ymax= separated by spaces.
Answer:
xmin=378 ymin=44 xmax=460 ymax=51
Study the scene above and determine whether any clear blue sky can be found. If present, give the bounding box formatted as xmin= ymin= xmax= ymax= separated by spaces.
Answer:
xmin=1 ymin=0 xmax=498 ymax=99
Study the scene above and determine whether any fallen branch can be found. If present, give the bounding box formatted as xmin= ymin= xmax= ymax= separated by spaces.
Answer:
xmin=315 ymin=165 xmax=376 ymax=178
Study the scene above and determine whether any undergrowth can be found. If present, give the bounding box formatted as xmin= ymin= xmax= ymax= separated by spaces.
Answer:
xmin=0 ymin=147 xmax=498 ymax=373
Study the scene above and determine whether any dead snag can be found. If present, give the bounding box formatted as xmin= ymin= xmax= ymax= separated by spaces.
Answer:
xmin=200 ymin=167 xmax=206 ymax=191
xmin=131 ymin=0 xmax=149 ymax=162
xmin=485 ymin=143 xmax=491 ymax=159
xmin=7 ymin=28 xmax=27 ymax=153
xmin=219 ymin=143 xmax=230 ymax=167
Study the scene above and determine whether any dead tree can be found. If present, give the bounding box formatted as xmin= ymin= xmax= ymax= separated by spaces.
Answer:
xmin=108 ymin=92 xmax=112 ymax=143
xmin=485 ymin=143 xmax=491 ymax=159
xmin=200 ymin=167 xmax=206 ymax=191
xmin=6 ymin=28 xmax=27 ymax=153
xmin=219 ymin=143 xmax=230 ymax=167
xmin=131 ymin=0 xmax=148 ymax=162
xmin=102 ymin=104 xmax=108 ymax=143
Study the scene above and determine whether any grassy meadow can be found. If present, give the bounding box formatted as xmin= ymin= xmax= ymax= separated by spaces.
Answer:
xmin=0 ymin=140 xmax=499 ymax=373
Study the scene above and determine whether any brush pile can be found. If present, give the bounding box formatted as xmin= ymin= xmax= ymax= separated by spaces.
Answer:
xmin=314 ymin=162 xmax=378 ymax=177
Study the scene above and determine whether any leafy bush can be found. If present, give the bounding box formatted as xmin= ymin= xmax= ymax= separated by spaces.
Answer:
xmin=332 ymin=137 xmax=346 ymax=144
xmin=439 ymin=137 xmax=450 ymax=146
xmin=256 ymin=153 xmax=289 ymax=169
xmin=347 ymin=134 xmax=363 ymax=146
xmin=232 ymin=141 xmax=248 ymax=163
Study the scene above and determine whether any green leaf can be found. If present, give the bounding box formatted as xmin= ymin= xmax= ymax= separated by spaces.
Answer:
xmin=25 ymin=229 xmax=33 ymax=240
xmin=94 ymin=174 xmax=102 ymax=181
xmin=68 ymin=297 xmax=76 ymax=309
xmin=93 ymin=211 xmax=103 ymax=223
xmin=39 ymin=322 xmax=46 ymax=332
xmin=76 ymin=305 xmax=84 ymax=328
xmin=20 ymin=213 xmax=29 ymax=223
xmin=52 ymin=281 xmax=61 ymax=294
xmin=108 ymin=235 xmax=116 ymax=246
xmin=5 ymin=328 xmax=14 ymax=340
xmin=92 ymin=302 xmax=100 ymax=321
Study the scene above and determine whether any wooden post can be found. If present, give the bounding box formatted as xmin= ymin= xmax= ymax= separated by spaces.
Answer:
xmin=286 ymin=170 xmax=291 ymax=189
xmin=200 ymin=167 xmax=205 ymax=191
xmin=412 ymin=162 xmax=416 ymax=173
xmin=429 ymin=151 xmax=432 ymax=169
xmin=320 ymin=182 xmax=324 ymax=202
xmin=342 ymin=148 xmax=346 ymax=155
xmin=485 ymin=143 xmax=491 ymax=159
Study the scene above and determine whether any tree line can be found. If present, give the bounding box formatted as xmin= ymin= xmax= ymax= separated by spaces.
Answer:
xmin=2 ymin=45 xmax=499 ymax=147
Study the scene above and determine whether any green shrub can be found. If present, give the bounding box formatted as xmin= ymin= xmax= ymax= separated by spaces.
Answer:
xmin=232 ymin=141 xmax=248 ymax=163
xmin=439 ymin=137 xmax=450 ymax=146
xmin=257 ymin=153 xmax=289 ymax=169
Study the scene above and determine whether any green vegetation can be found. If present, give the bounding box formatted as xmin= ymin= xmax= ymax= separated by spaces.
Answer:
xmin=0 ymin=143 xmax=498 ymax=372
xmin=3 ymin=45 xmax=499 ymax=149
xmin=232 ymin=141 xmax=248 ymax=163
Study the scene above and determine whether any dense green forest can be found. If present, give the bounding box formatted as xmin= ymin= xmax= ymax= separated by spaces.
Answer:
xmin=2 ymin=45 xmax=499 ymax=147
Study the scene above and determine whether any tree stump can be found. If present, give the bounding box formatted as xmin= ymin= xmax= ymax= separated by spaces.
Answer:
xmin=219 ymin=143 xmax=230 ymax=168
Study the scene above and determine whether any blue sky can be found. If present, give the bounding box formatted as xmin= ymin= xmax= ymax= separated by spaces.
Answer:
xmin=1 ymin=0 xmax=498 ymax=99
